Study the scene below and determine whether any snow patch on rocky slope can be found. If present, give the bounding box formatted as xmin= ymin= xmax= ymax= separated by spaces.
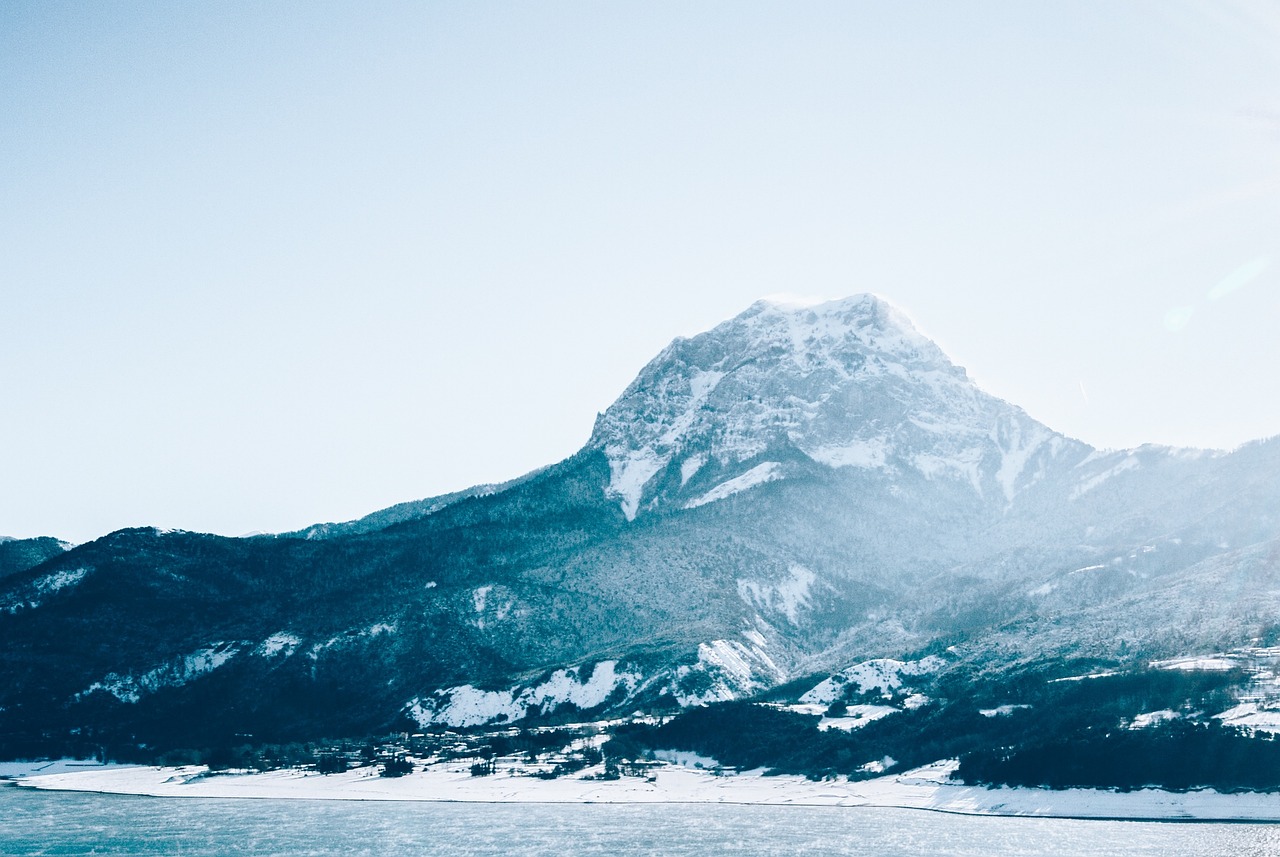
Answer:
xmin=737 ymin=564 xmax=817 ymax=626
xmin=687 ymin=462 xmax=783 ymax=509
xmin=79 ymin=643 xmax=243 ymax=704
xmin=591 ymin=295 xmax=1085 ymax=519
xmin=406 ymin=661 xmax=641 ymax=728
xmin=800 ymin=656 xmax=946 ymax=705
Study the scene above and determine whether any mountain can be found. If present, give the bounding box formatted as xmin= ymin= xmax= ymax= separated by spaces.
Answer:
xmin=2 ymin=295 xmax=1278 ymax=759
xmin=0 ymin=536 xmax=71 ymax=581
xmin=593 ymin=295 xmax=1079 ymax=520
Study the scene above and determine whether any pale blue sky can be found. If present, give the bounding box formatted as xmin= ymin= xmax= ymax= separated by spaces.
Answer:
xmin=3 ymin=2 xmax=1278 ymax=543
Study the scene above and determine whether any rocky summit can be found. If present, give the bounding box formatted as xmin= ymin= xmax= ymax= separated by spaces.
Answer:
xmin=593 ymin=294 xmax=1079 ymax=520
xmin=2 ymin=296 xmax=1279 ymax=756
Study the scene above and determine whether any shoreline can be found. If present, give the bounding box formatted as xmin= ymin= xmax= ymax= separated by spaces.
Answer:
xmin=9 ymin=760 xmax=1280 ymax=823
xmin=7 ymin=782 xmax=1280 ymax=826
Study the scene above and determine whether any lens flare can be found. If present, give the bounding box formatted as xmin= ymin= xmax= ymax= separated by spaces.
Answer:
xmin=1208 ymin=256 xmax=1270 ymax=301
xmin=1163 ymin=306 xmax=1195 ymax=332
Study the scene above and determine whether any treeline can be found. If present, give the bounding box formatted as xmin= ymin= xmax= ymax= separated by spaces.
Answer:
xmin=959 ymin=721 xmax=1280 ymax=792
xmin=605 ymin=664 xmax=1265 ymax=790
xmin=9 ymin=657 xmax=1276 ymax=793
xmin=607 ymin=703 xmax=857 ymax=778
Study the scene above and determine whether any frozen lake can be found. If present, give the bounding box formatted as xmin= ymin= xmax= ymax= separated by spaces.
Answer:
xmin=4 ymin=785 xmax=1280 ymax=856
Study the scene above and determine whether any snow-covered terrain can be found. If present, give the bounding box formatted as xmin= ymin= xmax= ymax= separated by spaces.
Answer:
xmin=737 ymin=564 xmax=817 ymax=626
xmin=15 ymin=759 xmax=1280 ymax=822
xmin=78 ymin=643 xmax=242 ymax=704
xmin=799 ymin=657 xmax=945 ymax=705
xmin=670 ymin=638 xmax=787 ymax=706
xmin=406 ymin=661 xmax=642 ymax=728
xmin=686 ymin=462 xmax=783 ymax=509
xmin=592 ymin=295 xmax=1088 ymax=519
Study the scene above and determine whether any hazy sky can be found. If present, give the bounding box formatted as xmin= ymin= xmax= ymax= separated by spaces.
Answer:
xmin=3 ymin=2 xmax=1279 ymax=543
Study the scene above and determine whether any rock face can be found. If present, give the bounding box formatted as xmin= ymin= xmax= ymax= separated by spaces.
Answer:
xmin=594 ymin=295 xmax=1080 ymax=521
xmin=2 ymin=296 xmax=1279 ymax=753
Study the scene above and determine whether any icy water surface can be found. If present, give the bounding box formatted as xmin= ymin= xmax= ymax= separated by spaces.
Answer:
xmin=3 ymin=785 xmax=1280 ymax=856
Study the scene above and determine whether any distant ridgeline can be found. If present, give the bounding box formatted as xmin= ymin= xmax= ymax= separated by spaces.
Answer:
xmin=3 ymin=296 xmax=1280 ymax=791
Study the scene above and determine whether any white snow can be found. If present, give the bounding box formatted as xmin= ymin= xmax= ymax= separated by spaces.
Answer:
xmin=1069 ymin=564 xmax=1107 ymax=575
xmin=410 ymin=642 xmax=786 ymax=728
xmin=8 ymin=566 xmax=92 ymax=612
xmin=1151 ymin=656 xmax=1239 ymax=672
xmin=407 ymin=685 xmax=521 ymax=728
xmin=687 ymin=369 xmax=724 ymax=401
xmin=799 ymin=657 xmax=945 ymax=704
xmin=472 ymin=586 xmax=491 ymax=613
xmin=818 ymin=705 xmax=899 ymax=731
xmin=1049 ymin=671 xmax=1119 ymax=683
xmin=652 ymin=749 xmax=721 ymax=769
xmin=685 ymin=641 xmax=757 ymax=700
xmin=859 ymin=756 xmax=897 ymax=774
xmin=255 ymin=633 xmax=301 ymax=658
xmin=758 ymin=293 xmax=830 ymax=310
xmin=33 ymin=567 xmax=88 ymax=594
xmin=603 ymin=368 xmax=724 ymax=520
xmin=1215 ymin=702 xmax=1280 ymax=734
xmin=685 ymin=462 xmax=782 ymax=509
xmin=581 ymin=294 xmax=1102 ymax=545
xmin=1070 ymin=455 xmax=1141 ymax=500
xmin=1129 ymin=710 xmax=1180 ymax=729
xmin=679 ymin=453 xmax=706 ymax=486
xmin=526 ymin=660 xmax=632 ymax=711
xmin=993 ymin=422 xmax=1051 ymax=502
xmin=407 ymin=661 xmax=640 ymax=728
xmin=800 ymin=677 xmax=846 ymax=706
xmin=22 ymin=757 xmax=1280 ymax=822
xmin=911 ymin=450 xmax=984 ymax=495
xmin=806 ymin=439 xmax=888 ymax=470
xmin=736 ymin=564 xmax=816 ymax=625
xmin=80 ymin=644 xmax=242 ymax=704
xmin=671 ymin=639 xmax=785 ymax=706
xmin=592 ymin=294 xmax=1060 ymax=519
xmin=607 ymin=449 xmax=663 ymax=521
xmin=0 ymin=759 xmax=134 ymax=779
xmin=979 ymin=704 xmax=1032 ymax=717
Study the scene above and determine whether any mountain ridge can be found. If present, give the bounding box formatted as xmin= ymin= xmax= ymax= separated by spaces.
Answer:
xmin=1 ymin=295 xmax=1277 ymax=755
xmin=590 ymin=294 xmax=1090 ymax=524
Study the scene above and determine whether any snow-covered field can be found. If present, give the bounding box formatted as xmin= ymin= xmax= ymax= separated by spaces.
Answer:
xmin=0 ymin=759 xmax=133 ymax=778
xmin=11 ymin=759 xmax=1280 ymax=822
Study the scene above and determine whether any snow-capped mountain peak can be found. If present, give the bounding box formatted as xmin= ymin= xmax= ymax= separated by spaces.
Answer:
xmin=591 ymin=295 xmax=1089 ymax=520
xmin=746 ymin=294 xmax=955 ymax=373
